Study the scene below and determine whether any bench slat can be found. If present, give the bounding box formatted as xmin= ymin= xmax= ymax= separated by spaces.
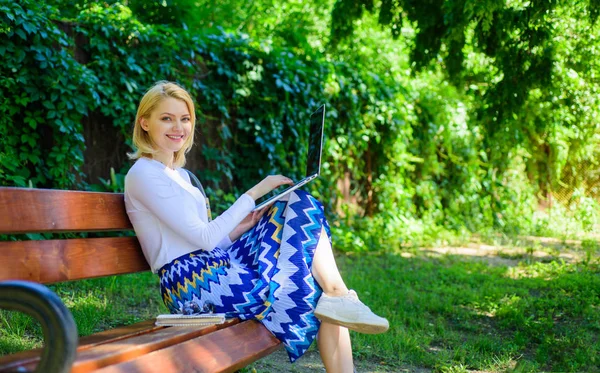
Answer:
xmin=0 ymin=237 xmax=148 ymax=283
xmin=2 ymin=319 xmax=242 ymax=373
xmin=72 ymin=319 xmax=240 ymax=373
xmin=0 ymin=320 xmax=158 ymax=372
xmin=77 ymin=320 xmax=158 ymax=348
xmin=91 ymin=321 xmax=282 ymax=373
xmin=0 ymin=187 xmax=132 ymax=234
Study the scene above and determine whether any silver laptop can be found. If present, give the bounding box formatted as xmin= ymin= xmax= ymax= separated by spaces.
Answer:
xmin=253 ymin=104 xmax=326 ymax=212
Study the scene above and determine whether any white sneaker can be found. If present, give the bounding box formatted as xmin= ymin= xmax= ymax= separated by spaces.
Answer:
xmin=314 ymin=290 xmax=389 ymax=334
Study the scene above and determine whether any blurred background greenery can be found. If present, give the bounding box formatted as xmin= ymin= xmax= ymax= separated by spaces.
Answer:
xmin=3 ymin=0 xmax=600 ymax=246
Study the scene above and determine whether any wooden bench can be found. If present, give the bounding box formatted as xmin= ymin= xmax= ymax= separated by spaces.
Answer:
xmin=0 ymin=187 xmax=282 ymax=373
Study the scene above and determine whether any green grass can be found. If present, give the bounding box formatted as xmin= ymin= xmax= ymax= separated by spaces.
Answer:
xmin=0 ymin=272 xmax=165 ymax=354
xmin=1 ymin=245 xmax=599 ymax=373
xmin=339 ymin=251 xmax=600 ymax=372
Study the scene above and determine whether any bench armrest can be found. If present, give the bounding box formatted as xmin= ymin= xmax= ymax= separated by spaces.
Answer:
xmin=0 ymin=281 xmax=78 ymax=373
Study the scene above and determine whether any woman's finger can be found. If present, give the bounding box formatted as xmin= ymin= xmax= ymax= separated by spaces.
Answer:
xmin=255 ymin=208 xmax=267 ymax=220
xmin=274 ymin=175 xmax=293 ymax=185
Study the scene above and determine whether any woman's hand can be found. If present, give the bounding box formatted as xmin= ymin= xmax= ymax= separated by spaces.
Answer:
xmin=228 ymin=208 xmax=269 ymax=242
xmin=245 ymin=175 xmax=294 ymax=200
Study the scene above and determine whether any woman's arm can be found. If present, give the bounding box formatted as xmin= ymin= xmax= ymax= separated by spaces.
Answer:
xmin=227 ymin=208 xmax=269 ymax=243
xmin=127 ymin=170 xmax=254 ymax=251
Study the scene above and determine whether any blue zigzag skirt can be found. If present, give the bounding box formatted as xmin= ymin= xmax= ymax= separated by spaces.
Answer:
xmin=158 ymin=190 xmax=329 ymax=362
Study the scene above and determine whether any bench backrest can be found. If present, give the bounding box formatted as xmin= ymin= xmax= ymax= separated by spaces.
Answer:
xmin=0 ymin=187 xmax=149 ymax=284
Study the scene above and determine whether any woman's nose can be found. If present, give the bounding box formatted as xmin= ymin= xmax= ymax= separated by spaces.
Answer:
xmin=172 ymin=119 xmax=183 ymax=130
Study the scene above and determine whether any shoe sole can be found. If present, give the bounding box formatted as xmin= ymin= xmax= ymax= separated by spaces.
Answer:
xmin=314 ymin=309 xmax=389 ymax=334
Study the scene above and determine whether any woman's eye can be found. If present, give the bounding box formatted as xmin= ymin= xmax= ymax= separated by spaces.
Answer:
xmin=161 ymin=117 xmax=171 ymax=121
xmin=182 ymin=117 xmax=190 ymax=122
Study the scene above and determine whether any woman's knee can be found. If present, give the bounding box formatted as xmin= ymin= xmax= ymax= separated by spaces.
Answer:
xmin=291 ymin=189 xmax=323 ymax=207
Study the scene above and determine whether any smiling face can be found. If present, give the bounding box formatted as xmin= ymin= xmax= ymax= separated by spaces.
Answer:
xmin=140 ymin=97 xmax=192 ymax=168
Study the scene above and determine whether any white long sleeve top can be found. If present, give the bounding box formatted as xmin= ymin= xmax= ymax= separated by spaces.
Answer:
xmin=124 ymin=157 xmax=255 ymax=273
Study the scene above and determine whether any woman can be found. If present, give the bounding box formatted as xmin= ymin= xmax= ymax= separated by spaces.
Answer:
xmin=124 ymin=81 xmax=388 ymax=373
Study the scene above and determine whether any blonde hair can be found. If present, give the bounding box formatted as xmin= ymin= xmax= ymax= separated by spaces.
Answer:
xmin=128 ymin=81 xmax=196 ymax=168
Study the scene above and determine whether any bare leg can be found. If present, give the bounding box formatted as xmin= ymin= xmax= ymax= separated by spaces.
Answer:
xmin=318 ymin=322 xmax=354 ymax=373
xmin=312 ymin=226 xmax=349 ymax=297
xmin=312 ymin=227 xmax=354 ymax=372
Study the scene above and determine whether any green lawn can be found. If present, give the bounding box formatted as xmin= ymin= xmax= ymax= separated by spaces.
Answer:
xmin=1 ymin=241 xmax=598 ymax=373
xmin=340 ymin=249 xmax=599 ymax=373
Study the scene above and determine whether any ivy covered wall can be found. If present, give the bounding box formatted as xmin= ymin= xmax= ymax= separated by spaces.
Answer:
xmin=1 ymin=1 xmax=415 ymax=219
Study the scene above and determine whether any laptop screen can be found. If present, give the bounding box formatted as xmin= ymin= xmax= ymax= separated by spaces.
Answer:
xmin=306 ymin=105 xmax=325 ymax=177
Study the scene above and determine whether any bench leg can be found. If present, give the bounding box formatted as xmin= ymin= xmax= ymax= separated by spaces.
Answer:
xmin=0 ymin=280 xmax=78 ymax=373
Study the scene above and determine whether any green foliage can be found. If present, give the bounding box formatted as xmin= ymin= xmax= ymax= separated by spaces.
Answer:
xmin=0 ymin=0 xmax=96 ymax=188
xmin=2 ymin=0 xmax=423 ymax=225
xmin=328 ymin=0 xmax=600 ymax=239
xmin=3 ymin=0 xmax=600 ymax=243
xmin=89 ymin=167 xmax=124 ymax=193
xmin=330 ymin=1 xmax=600 ymax=181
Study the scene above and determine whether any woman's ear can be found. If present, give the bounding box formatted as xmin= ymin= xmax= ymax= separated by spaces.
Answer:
xmin=140 ymin=118 xmax=149 ymax=131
